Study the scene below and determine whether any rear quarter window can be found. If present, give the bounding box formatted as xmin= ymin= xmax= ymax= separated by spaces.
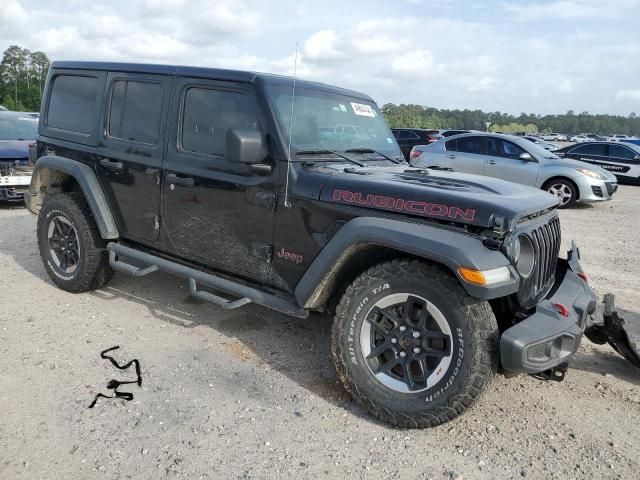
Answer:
xmin=47 ymin=75 xmax=98 ymax=134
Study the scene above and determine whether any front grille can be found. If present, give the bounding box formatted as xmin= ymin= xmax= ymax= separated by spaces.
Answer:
xmin=518 ymin=215 xmax=561 ymax=309
xmin=591 ymin=186 xmax=603 ymax=197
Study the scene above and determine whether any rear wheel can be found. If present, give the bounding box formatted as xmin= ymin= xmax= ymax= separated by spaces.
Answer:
xmin=544 ymin=178 xmax=577 ymax=208
xmin=37 ymin=193 xmax=113 ymax=292
xmin=332 ymin=259 xmax=499 ymax=428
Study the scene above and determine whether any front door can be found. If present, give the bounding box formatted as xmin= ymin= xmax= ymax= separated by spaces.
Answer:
xmin=96 ymin=72 xmax=172 ymax=242
xmin=161 ymin=77 xmax=277 ymax=281
xmin=483 ymin=137 xmax=539 ymax=186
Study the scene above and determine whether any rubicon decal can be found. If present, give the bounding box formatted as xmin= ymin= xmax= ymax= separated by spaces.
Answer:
xmin=332 ymin=189 xmax=476 ymax=222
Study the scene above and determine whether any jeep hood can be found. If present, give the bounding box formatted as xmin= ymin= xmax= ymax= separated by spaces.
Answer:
xmin=315 ymin=164 xmax=559 ymax=229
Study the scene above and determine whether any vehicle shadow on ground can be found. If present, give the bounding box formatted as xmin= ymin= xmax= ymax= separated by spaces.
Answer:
xmin=90 ymin=272 xmax=364 ymax=412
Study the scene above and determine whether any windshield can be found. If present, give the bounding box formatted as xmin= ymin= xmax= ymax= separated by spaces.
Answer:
xmin=0 ymin=114 xmax=38 ymax=141
xmin=268 ymin=85 xmax=402 ymax=159
xmin=521 ymin=138 xmax=559 ymax=159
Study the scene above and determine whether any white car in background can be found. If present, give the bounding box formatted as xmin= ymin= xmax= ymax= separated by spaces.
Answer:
xmin=570 ymin=135 xmax=595 ymax=143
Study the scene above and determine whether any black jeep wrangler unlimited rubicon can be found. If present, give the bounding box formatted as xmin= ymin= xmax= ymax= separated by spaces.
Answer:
xmin=27 ymin=62 xmax=609 ymax=428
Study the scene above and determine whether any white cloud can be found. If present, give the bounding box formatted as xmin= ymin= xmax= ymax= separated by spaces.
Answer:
xmin=616 ymin=90 xmax=640 ymax=102
xmin=504 ymin=0 xmax=640 ymax=20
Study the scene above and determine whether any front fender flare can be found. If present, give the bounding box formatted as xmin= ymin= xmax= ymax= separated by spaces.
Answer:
xmin=27 ymin=156 xmax=119 ymax=239
xmin=295 ymin=217 xmax=518 ymax=309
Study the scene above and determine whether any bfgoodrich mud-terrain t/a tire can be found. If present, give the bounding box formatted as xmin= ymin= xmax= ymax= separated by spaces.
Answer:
xmin=37 ymin=193 xmax=113 ymax=293
xmin=332 ymin=259 xmax=499 ymax=428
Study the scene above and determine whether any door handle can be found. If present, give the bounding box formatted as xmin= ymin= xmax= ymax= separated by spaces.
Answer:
xmin=488 ymin=160 xmax=497 ymax=165
xmin=447 ymin=154 xmax=456 ymax=159
xmin=166 ymin=173 xmax=194 ymax=187
xmin=99 ymin=158 xmax=123 ymax=171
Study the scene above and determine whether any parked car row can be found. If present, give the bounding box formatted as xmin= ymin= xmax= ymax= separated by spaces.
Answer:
xmin=409 ymin=132 xmax=621 ymax=207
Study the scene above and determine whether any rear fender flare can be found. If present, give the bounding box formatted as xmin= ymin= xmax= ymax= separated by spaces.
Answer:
xmin=295 ymin=217 xmax=518 ymax=309
xmin=27 ymin=155 xmax=119 ymax=239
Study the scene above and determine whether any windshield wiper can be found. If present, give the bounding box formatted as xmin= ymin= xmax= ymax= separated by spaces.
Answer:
xmin=296 ymin=149 xmax=365 ymax=167
xmin=344 ymin=148 xmax=403 ymax=164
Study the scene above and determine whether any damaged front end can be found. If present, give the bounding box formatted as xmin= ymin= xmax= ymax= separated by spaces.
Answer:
xmin=0 ymin=158 xmax=33 ymax=202
xmin=585 ymin=294 xmax=640 ymax=369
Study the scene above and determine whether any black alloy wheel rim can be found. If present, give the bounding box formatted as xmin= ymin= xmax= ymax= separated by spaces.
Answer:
xmin=47 ymin=215 xmax=80 ymax=274
xmin=360 ymin=293 xmax=453 ymax=393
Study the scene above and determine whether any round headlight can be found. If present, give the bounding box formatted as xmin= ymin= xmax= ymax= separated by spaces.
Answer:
xmin=515 ymin=235 xmax=535 ymax=278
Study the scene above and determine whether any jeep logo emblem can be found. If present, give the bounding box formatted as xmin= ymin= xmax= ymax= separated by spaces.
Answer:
xmin=276 ymin=247 xmax=303 ymax=264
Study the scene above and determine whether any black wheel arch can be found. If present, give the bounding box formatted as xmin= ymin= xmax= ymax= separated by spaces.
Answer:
xmin=294 ymin=217 xmax=519 ymax=310
xmin=27 ymin=155 xmax=119 ymax=239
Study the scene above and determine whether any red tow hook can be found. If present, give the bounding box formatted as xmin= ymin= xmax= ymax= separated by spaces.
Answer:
xmin=577 ymin=272 xmax=588 ymax=283
xmin=554 ymin=303 xmax=569 ymax=317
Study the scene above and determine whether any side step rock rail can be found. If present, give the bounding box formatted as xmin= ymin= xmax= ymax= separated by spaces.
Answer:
xmin=107 ymin=243 xmax=308 ymax=318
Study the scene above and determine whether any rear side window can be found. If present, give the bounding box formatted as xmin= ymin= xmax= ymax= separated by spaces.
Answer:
xmin=181 ymin=88 xmax=258 ymax=157
xmin=445 ymin=139 xmax=457 ymax=151
xmin=456 ymin=136 xmax=486 ymax=155
xmin=569 ymin=144 xmax=606 ymax=156
xmin=108 ymin=80 xmax=163 ymax=144
xmin=609 ymin=144 xmax=637 ymax=160
xmin=47 ymin=75 xmax=97 ymax=134
xmin=397 ymin=130 xmax=419 ymax=140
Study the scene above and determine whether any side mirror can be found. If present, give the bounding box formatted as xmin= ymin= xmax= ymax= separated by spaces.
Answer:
xmin=226 ymin=128 xmax=267 ymax=165
xmin=519 ymin=152 xmax=533 ymax=161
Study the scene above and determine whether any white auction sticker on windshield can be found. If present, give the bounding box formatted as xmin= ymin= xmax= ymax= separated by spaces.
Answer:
xmin=351 ymin=102 xmax=376 ymax=117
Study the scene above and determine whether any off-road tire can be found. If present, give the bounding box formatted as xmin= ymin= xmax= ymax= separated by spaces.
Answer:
xmin=543 ymin=178 xmax=578 ymax=208
xmin=332 ymin=259 xmax=499 ymax=428
xmin=37 ymin=192 xmax=114 ymax=292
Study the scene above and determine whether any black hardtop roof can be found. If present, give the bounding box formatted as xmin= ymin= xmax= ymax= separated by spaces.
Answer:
xmin=51 ymin=61 xmax=374 ymax=101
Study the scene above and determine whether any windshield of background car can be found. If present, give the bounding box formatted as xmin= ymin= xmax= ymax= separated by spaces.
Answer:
xmin=268 ymin=85 xmax=402 ymax=158
xmin=0 ymin=114 xmax=38 ymax=141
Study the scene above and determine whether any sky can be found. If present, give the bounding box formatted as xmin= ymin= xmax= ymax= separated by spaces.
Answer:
xmin=1 ymin=0 xmax=639 ymax=115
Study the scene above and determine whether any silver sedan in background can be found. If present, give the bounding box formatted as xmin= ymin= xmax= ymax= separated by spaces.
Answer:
xmin=409 ymin=133 xmax=618 ymax=208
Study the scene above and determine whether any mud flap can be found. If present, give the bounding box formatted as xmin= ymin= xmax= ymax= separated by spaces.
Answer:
xmin=584 ymin=294 xmax=640 ymax=368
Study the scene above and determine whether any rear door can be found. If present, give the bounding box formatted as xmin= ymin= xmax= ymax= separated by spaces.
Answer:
xmin=444 ymin=135 xmax=486 ymax=175
xmin=483 ymin=137 xmax=539 ymax=186
xmin=161 ymin=77 xmax=277 ymax=281
xmin=96 ymin=72 xmax=172 ymax=242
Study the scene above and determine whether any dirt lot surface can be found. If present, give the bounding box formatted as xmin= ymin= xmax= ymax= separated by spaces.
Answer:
xmin=1 ymin=187 xmax=639 ymax=480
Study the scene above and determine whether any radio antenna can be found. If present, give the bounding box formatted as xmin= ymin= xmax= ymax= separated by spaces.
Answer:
xmin=283 ymin=42 xmax=299 ymax=209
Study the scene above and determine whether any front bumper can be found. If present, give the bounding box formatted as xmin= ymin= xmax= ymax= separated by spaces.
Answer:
xmin=577 ymin=176 xmax=617 ymax=202
xmin=500 ymin=242 xmax=597 ymax=374
xmin=0 ymin=175 xmax=31 ymax=201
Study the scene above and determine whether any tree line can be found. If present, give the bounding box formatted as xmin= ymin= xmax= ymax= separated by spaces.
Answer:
xmin=381 ymin=103 xmax=640 ymax=136
xmin=0 ymin=45 xmax=50 ymax=112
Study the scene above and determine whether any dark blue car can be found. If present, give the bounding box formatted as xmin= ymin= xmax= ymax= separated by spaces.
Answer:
xmin=0 ymin=111 xmax=38 ymax=202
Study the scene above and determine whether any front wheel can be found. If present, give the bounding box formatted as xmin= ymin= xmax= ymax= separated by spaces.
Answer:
xmin=332 ymin=259 xmax=499 ymax=428
xmin=544 ymin=178 xmax=577 ymax=208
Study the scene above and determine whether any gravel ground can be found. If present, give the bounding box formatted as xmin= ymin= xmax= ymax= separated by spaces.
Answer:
xmin=1 ymin=187 xmax=639 ymax=480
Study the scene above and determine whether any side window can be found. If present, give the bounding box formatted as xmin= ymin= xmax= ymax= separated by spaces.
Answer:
xmin=486 ymin=137 xmax=500 ymax=156
xmin=609 ymin=144 xmax=637 ymax=161
xmin=445 ymin=139 xmax=457 ymax=151
xmin=569 ymin=144 xmax=606 ymax=156
xmin=47 ymin=75 xmax=97 ymax=134
xmin=181 ymin=88 xmax=258 ymax=157
xmin=108 ymin=80 xmax=163 ymax=144
xmin=500 ymin=140 xmax=526 ymax=159
xmin=456 ymin=136 xmax=486 ymax=155
xmin=392 ymin=130 xmax=400 ymax=139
